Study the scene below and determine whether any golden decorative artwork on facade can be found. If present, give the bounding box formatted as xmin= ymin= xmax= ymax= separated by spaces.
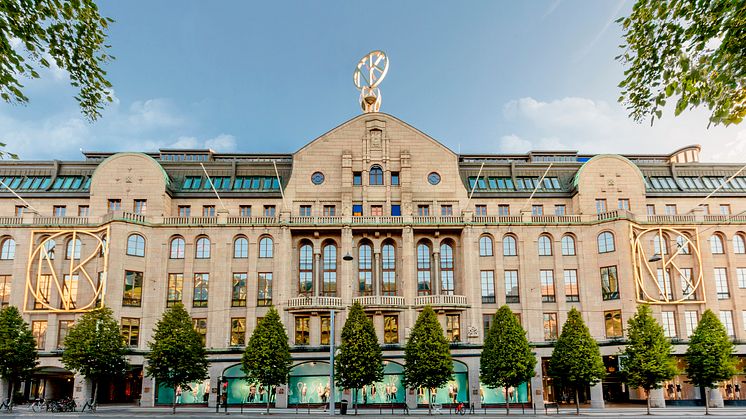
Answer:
xmin=24 ymin=226 xmax=110 ymax=313
xmin=353 ymin=50 xmax=389 ymax=113
xmin=630 ymin=224 xmax=705 ymax=304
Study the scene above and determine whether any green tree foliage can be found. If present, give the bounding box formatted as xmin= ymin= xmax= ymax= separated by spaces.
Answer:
xmin=61 ymin=307 xmax=128 ymax=402
xmin=0 ymin=306 xmax=38 ymax=405
xmin=620 ymin=305 xmax=678 ymax=415
xmin=335 ymin=302 xmax=383 ymax=414
xmin=403 ymin=306 xmax=453 ymax=415
xmin=548 ymin=308 xmax=605 ymax=415
xmin=0 ymin=142 xmax=18 ymax=160
xmin=241 ymin=306 xmax=291 ymax=414
xmin=480 ymin=305 xmax=535 ymax=415
xmin=1 ymin=0 xmax=115 ymax=120
xmin=146 ymin=303 xmax=208 ymax=415
xmin=685 ymin=309 xmax=737 ymax=415
xmin=617 ymin=0 xmax=746 ymax=126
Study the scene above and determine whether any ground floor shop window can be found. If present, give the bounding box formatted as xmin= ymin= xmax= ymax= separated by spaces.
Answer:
xmin=479 ymin=381 xmax=530 ymax=404
xmin=417 ymin=361 xmax=469 ymax=405
xmin=222 ymin=364 xmax=275 ymax=405
xmin=156 ymin=379 xmax=210 ymax=405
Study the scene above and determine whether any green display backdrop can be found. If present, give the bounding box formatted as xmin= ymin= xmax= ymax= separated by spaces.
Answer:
xmin=156 ymin=379 xmax=211 ymax=405
xmin=479 ymin=382 xmax=530 ymax=404
xmin=223 ymin=364 xmax=276 ymax=405
xmin=417 ymin=361 xmax=469 ymax=405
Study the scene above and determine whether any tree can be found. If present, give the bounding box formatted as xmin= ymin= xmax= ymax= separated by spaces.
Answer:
xmin=403 ymin=306 xmax=454 ymax=415
xmin=335 ymin=302 xmax=383 ymax=414
xmin=620 ymin=305 xmax=678 ymax=415
xmin=480 ymin=305 xmax=535 ymax=415
xmin=1 ymin=0 xmax=115 ymax=121
xmin=685 ymin=309 xmax=737 ymax=415
xmin=617 ymin=0 xmax=746 ymax=127
xmin=0 ymin=306 xmax=38 ymax=407
xmin=0 ymin=142 xmax=18 ymax=160
xmin=548 ymin=308 xmax=605 ymax=415
xmin=146 ymin=303 xmax=208 ymax=415
xmin=241 ymin=306 xmax=291 ymax=415
xmin=61 ymin=307 xmax=129 ymax=403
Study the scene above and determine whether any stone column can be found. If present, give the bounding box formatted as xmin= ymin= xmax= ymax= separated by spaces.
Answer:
xmin=707 ymin=387 xmax=724 ymax=408
xmin=0 ymin=378 xmax=8 ymax=402
xmin=531 ymin=356 xmax=544 ymax=411
xmin=432 ymin=251 xmax=441 ymax=296
xmin=373 ymin=251 xmax=381 ymax=296
xmin=649 ymin=388 xmax=666 ymax=408
xmin=207 ymin=363 xmax=224 ymax=408
xmin=467 ymin=357 xmax=481 ymax=409
xmin=140 ymin=360 xmax=155 ymax=407
xmin=72 ymin=374 xmax=91 ymax=406
xmin=275 ymin=384 xmax=288 ymax=408
xmin=589 ymin=383 xmax=605 ymax=408
xmin=406 ymin=387 xmax=417 ymax=410
xmin=314 ymin=253 xmax=321 ymax=297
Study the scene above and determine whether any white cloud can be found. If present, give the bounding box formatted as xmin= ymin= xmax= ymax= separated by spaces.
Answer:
xmin=205 ymin=134 xmax=236 ymax=151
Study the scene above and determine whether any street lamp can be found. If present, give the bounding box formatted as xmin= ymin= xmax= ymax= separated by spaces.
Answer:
xmin=330 ymin=252 xmax=354 ymax=415
xmin=648 ymin=253 xmax=662 ymax=262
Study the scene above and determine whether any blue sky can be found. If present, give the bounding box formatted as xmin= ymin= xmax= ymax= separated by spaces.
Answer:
xmin=3 ymin=0 xmax=745 ymax=161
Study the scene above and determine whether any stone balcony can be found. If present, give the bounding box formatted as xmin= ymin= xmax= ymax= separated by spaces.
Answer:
xmin=413 ymin=294 xmax=469 ymax=309
xmin=286 ymin=295 xmax=344 ymax=312
xmin=352 ymin=295 xmax=406 ymax=310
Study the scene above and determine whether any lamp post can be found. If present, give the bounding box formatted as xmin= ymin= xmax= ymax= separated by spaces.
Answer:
xmin=329 ymin=252 xmax=355 ymax=416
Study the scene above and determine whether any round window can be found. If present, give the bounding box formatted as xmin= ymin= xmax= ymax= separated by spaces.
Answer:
xmin=311 ymin=172 xmax=325 ymax=185
xmin=427 ymin=172 xmax=441 ymax=185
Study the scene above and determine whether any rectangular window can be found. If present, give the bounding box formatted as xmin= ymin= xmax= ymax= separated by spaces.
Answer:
xmin=61 ymin=274 xmax=78 ymax=309
xmin=417 ymin=205 xmax=430 ymax=216
xmin=680 ymin=268 xmax=696 ymax=300
xmin=133 ymin=200 xmax=147 ymax=214
xmin=32 ymin=321 xmax=47 ymax=349
xmin=320 ymin=316 xmax=330 ymax=345
xmin=295 ymin=316 xmax=310 ymax=345
xmin=299 ymin=205 xmax=312 ymax=216
xmin=263 ymin=205 xmax=276 ymax=217
xmin=665 ymin=204 xmax=677 ymax=215
xmin=34 ymin=274 xmax=52 ymax=309
xmin=714 ymin=268 xmax=730 ymax=299
xmin=15 ymin=205 xmax=25 ymax=217
xmin=391 ymin=172 xmax=400 ymax=186
xmin=239 ymin=205 xmax=252 ymax=217
xmin=685 ymin=311 xmax=698 ymax=337
xmin=738 ymin=268 xmax=746 ymax=288
xmin=595 ymin=199 xmax=607 ymax=214
xmin=166 ymin=273 xmax=183 ymax=307
xmin=701 ymin=203 xmax=710 ymax=214
xmin=77 ymin=205 xmax=90 ymax=217
xmin=202 ymin=205 xmax=216 ymax=217
xmin=505 ymin=270 xmax=519 ymax=303
xmin=498 ymin=205 xmax=510 ymax=216
xmin=193 ymin=273 xmax=209 ymax=307
xmin=121 ymin=317 xmax=140 ymax=347
xmin=564 ymin=270 xmax=579 ymax=302
xmin=661 ymin=312 xmax=677 ymax=338
xmin=531 ymin=205 xmax=544 ymax=216
xmin=57 ymin=320 xmax=74 ymax=349
xmin=323 ymin=205 xmax=336 ymax=216
xmin=122 ymin=270 xmax=143 ymax=307
xmin=232 ymin=273 xmax=247 ymax=307
xmin=371 ymin=205 xmax=383 ymax=216
xmin=657 ymin=268 xmax=674 ymax=299
xmin=353 ymin=172 xmax=362 ymax=185
xmin=258 ymin=272 xmax=273 ymax=306
xmin=53 ymin=205 xmax=66 ymax=217
xmin=230 ymin=318 xmax=246 ymax=346
xmin=193 ymin=318 xmax=207 ymax=345
xmin=384 ymin=315 xmax=399 ymax=344
xmin=647 ymin=204 xmax=656 ymax=215
xmin=540 ymin=270 xmax=555 ymax=303
xmin=441 ymin=205 xmax=453 ymax=216
xmin=352 ymin=204 xmax=363 ymax=216
xmin=475 ymin=205 xmax=487 ymax=216
xmin=108 ymin=199 xmax=121 ymax=212
xmin=483 ymin=314 xmax=494 ymax=335
xmin=543 ymin=313 xmax=558 ymax=340
xmin=720 ymin=204 xmax=731 ymax=215
xmin=0 ymin=275 xmax=10 ymax=307
xmin=480 ymin=271 xmax=495 ymax=304
xmin=446 ymin=314 xmax=461 ymax=342
xmin=391 ymin=204 xmax=401 ymax=216
xmin=178 ymin=205 xmax=191 ymax=217
xmin=720 ymin=311 xmax=735 ymax=337
xmin=554 ymin=205 xmax=566 ymax=215
xmin=601 ymin=266 xmax=619 ymax=300
xmin=604 ymin=310 xmax=623 ymax=338
xmin=618 ymin=199 xmax=630 ymax=210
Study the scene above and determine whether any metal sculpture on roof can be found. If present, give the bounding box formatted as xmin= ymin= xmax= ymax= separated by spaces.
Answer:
xmin=353 ymin=50 xmax=389 ymax=113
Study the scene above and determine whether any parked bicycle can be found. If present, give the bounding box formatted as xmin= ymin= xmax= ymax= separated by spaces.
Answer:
xmin=80 ymin=399 xmax=97 ymax=413
xmin=0 ymin=398 xmax=12 ymax=412
xmin=29 ymin=398 xmax=47 ymax=413
xmin=454 ymin=401 xmax=467 ymax=415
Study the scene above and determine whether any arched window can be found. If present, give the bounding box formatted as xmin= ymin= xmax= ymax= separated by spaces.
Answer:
xmin=597 ymin=231 xmax=615 ymax=253
xmin=170 ymin=237 xmax=185 ymax=259
xmin=503 ymin=235 xmax=517 ymax=256
xmin=733 ymin=234 xmax=746 ymax=254
xmin=126 ymin=234 xmax=145 ymax=257
xmin=710 ymin=234 xmax=724 ymax=254
xmin=0 ymin=238 xmax=15 ymax=260
xmin=99 ymin=236 xmax=107 ymax=257
xmin=299 ymin=243 xmax=313 ymax=294
xmin=358 ymin=243 xmax=373 ymax=295
xmin=42 ymin=239 xmax=56 ymax=260
xmin=369 ymin=165 xmax=384 ymax=185
xmin=676 ymin=235 xmax=690 ymax=255
xmin=234 ymin=237 xmax=248 ymax=258
xmin=259 ymin=237 xmax=273 ymax=258
xmin=653 ymin=235 xmax=668 ymax=255
xmin=561 ymin=235 xmax=576 ymax=256
xmin=479 ymin=236 xmax=493 ymax=256
xmin=66 ymin=238 xmax=81 ymax=259
xmin=322 ymin=243 xmax=337 ymax=296
xmin=417 ymin=243 xmax=432 ymax=296
xmin=382 ymin=242 xmax=396 ymax=296
xmin=538 ymin=235 xmax=552 ymax=256
xmin=440 ymin=243 xmax=454 ymax=295
xmin=195 ymin=237 xmax=211 ymax=259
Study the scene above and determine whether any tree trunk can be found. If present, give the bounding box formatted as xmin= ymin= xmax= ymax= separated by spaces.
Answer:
xmin=428 ymin=388 xmax=432 ymax=415
xmin=505 ymin=386 xmax=510 ymax=415
xmin=355 ymin=388 xmax=359 ymax=415
xmin=574 ymin=387 xmax=580 ymax=415
xmin=9 ymin=382 xmax=15 ymax=410
xmin=646 ymin=389 xmax=651 ymax=415
xmin=172 ymin=386 xmax=177 ymax=415
xmin=92 ymin=380 xmax=99 ymax=406
xmin=704 ymin=387 xmax=710 ymax=415
xmin=266 ymin=392 xmax=270 ymax=415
